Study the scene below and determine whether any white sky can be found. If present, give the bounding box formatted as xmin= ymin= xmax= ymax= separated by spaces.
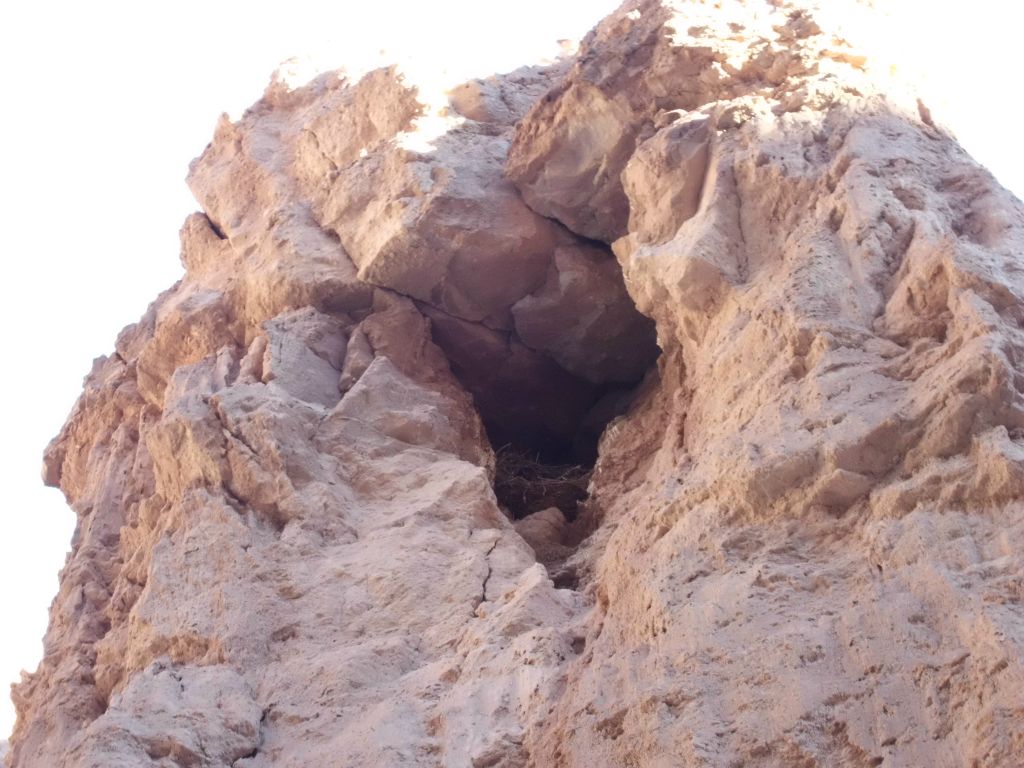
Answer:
xmin=0 ymin=0 xmax=1021 ymax=740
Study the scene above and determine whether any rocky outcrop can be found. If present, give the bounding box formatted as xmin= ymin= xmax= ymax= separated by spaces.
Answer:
xmin=10 ymin=1 xmax=1024 ymax=766
xmin=182 ymin=60 xmax=656 ymax=456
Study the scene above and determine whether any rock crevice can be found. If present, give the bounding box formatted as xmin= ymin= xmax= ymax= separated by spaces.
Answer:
xmin=10 ymin=1 xmax=1024 ymax=766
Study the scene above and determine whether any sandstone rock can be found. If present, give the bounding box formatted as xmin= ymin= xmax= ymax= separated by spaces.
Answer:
xmin=506 ymin=0 xmax=870 ymax=243
xmin=73 ymin=664 xmax=263 ymax=767
xmin=12 ymin=1 xmax=1024 ymax=766
xmin=620 ymin=113 xmax=711 ymax=245
xmin=258 ymin=307 xmax=349 ymax=408
xmin=511 ymin=243 xmax=657 ymax=384
xmin=518 ymin=3 xmax=1024 ymax=764
xmin=304 ymin=111 xmax=561 ymax=330
xmin=513 ymin=507 xmax=572 ymax=572
xmin=328 ymin=355 xmax=493 ymax=470
xmin=188 ymin=59 xmax=657 ymax=460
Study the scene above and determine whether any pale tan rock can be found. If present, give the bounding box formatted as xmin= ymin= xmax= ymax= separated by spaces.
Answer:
xmin=337 ymin=325 xmax=373 ymax=393
xmin=328 ymin=356 xmax=493 ymax=469
xmin=19 ymin=284 xmax=574 ymax=767
xmin=515 ymin=2 xmax=1024 ymax=765
xmin=511 ymin=243 xmax=657 ymax=384
xmin=513 ymin=507 xmax=572 ymax=572
xmin=12 ymin=1 xmax=1024 ymax=767
xmin=447 ymin=64 xmax=570 ymax=127
xmin=306 ymin=121 xmax=561 ymax=329
xmin=620 ymin=113 xmax=711 ymax=245
xmin=506 ymin=0 xmax=870 ymax=243
xmin=258 ymin=307 xmax=348 ymax=408
xmin=184 ymin=109 xmax=374 ymax=326
xmin=188 ymin=60 xmax=656 ymax=457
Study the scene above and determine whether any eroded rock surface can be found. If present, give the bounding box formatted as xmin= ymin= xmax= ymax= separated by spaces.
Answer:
xmin=10 ymin=1 xmax=1024 ymax=766
xmin=183 ymin=59 xmax=656 ymax=456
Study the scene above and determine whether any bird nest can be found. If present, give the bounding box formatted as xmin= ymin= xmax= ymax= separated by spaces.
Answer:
xmin=493 ymin=444 xmax=592 ymax=520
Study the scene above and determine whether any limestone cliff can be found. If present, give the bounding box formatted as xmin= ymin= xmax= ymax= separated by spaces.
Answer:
xmin=9 ymin=1 xmax=1024 ymax=766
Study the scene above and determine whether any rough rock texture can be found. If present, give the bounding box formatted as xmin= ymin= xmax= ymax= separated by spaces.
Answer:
xmin=193 ymin=61 xmax=659 ymax=454
xmin=10 ymin=1 xmax=1024 ymax=766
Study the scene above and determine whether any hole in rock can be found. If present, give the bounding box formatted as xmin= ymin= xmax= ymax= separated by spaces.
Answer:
xmin=422 ymin=270 xmax=659 ymax=528
xmin=437 ymin=354 xmax=656 ymax=524
xmin=479 ymin=381 xmax=652 ymax=585
xmin=429 ymin=315 xmax=658 ymax=530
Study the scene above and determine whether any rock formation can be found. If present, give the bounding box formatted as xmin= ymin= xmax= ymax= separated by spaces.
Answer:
xmin=9 ymin=1 xmax=1024 ymax=766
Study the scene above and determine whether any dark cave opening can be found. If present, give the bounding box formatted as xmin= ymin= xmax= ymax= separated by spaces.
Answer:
xmin=423 ymin=310 xmax=656 ymax=523
xmin=483 ymin=379 xmax=646 ymax=522
xmin=421 ymin=297 xmax=659 ymax=524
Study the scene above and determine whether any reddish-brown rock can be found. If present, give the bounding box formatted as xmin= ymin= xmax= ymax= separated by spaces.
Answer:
xmin=10 ymin=1 xmax=1024 ymax=766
